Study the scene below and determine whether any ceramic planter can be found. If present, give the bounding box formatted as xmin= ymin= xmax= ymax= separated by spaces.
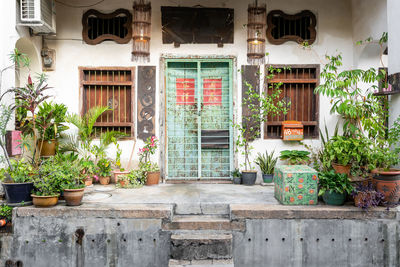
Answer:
xmin=146 ymin=171 xmax=160 ymax=185
xmin=38 ymin=139 xmax=57 ymax=157
xmin=372 ymin=169 xmax=400 ymax=205
xmin=242 ymin=171 xmax=257 ymax=185
xmin=63 ymin=188 xmax=85 ymax=206
xmin=99 ymin=176 xmax=111 ymax=185
xmin=112 ymin=170 xmax=130 ymax=183
xmin=31 ymin=194 xmax=59 ymax=207
xmin=83 ymin=177 xmax=93 ymax=186
xmin=322 ymin=191 xmax=346 ymax=206
xmin=332 ymin=163 xmax=351 ymax=176
xmin=262 ymin=174 xmax=273 ymax=183
xmin=2 ymin=182 xmax=34 ymax=205
xmin=233 ymin=177 xmax=241 ymax=184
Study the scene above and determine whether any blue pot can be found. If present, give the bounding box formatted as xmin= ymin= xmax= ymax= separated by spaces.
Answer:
xmin=2 ymin=182 xmax=34 ymax=205
xmin=262 ymin=174 xmax=273 ymax=183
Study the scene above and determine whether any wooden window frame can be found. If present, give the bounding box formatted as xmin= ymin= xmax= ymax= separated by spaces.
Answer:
xmin=79 ymin=66 xmax=136 ymax=139
xmin=264 ymin=64 xmax=320 ymax=139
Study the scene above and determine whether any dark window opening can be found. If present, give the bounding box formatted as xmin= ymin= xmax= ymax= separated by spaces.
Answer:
xmin=267 ymin=10 xmax=316 ymax=45
xmin=88 ymin=16 xmax=128 ymax=40
xmin=264 ymin=65 xmax=320 ymax=139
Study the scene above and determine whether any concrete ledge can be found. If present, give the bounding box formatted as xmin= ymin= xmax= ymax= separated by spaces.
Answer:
xmin=230 ymin=204 xmax=398 ymax=220
xmin=15 ymin=203 xmax=173 ymax=219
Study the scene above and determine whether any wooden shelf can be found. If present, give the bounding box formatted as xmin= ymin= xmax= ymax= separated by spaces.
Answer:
xmin=373 ymin=90 xmax=400 ymax=96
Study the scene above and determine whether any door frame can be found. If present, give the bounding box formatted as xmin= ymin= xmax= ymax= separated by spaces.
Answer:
xmin=159 ymin=55 xmax=237 ymax=182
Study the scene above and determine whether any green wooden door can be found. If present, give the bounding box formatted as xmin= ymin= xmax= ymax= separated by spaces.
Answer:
xmin=166 ymin=59 xmax=233 ymax=180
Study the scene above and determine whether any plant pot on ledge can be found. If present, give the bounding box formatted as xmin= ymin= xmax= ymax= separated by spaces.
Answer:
xmin=31 ymin=194 xmax=59 ymax=207
xmin=322 ymin=191 xmax=346 ymax=206
xmin=372 ymin=169 xmax=400 ymax=206
xmin=38 ymin=139 xmax=57 ymax=157
xmin=2 ymin=182 xmax=34 ymax=205
xmin=63 ymin=188 xmax=85 ymax=206
xmin=99 ymin=176 xmax=111 ymax=185
xmin=242 ymin=170 xmax=257 ymax=185
xmin=146 ymin=171 xmax=160 ymax=186
xmin=112 ymin=170 xmax=130 ymax=183
xmin=332 ymin=162 xmax=351 ymax=176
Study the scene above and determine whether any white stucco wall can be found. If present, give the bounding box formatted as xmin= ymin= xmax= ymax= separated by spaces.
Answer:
xmin=0 ymin=0 xmax=390 ymax=179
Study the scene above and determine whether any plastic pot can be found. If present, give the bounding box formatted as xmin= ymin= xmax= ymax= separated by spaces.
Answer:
xmin=322 ymin=191 xmax=346 ymax=206
xmin=242 ymin=171 xmax=257 ymax=185
xmin=2 ymin=182 xmax=34 ymax=205
xmin=262 ymin=174 xmax=273 ymax=183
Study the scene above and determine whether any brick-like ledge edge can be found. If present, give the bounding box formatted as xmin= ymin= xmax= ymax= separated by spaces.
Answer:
xmin=15 ymin=203 xmax=173 ymax=219
xmin=230 ymin=204 xmax=398 ymax=220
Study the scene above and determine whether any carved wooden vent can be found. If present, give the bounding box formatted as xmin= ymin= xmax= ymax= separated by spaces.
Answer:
xmin=264 ymin=65 xmax=319 ymax=139
xmin=82 ymin=9 xmax=132 ymax=45
xmin=267 ymin=10 xmax=316 ymax=45
xmin=80 ymin=67 xmax=135 ymax=137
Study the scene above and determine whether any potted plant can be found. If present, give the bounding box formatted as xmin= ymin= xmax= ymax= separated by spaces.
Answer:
xmin=279 ymin=150 xmax=310 ymax=165
xmin=117 ymin=174 xmax=130 ymax=187
xmin=80 ymin=157 xmax=96 ymax=186
xmin=111 ymin=139 xmax=129 ymax=183
xmin=57 ymin=154 xmax=85 ymax=206
xmin=0 ymin=158 xmax=35 ymax=205
xmin=36 ymin=102 xmax=68 ymax=156
xmin=97 ymin=158 xmax=112 ymax=185
xmin=318 ymin=171 xmax=353 ymax=206
xmin=0 ymin=204 xmax=13 ymax=228
xmin=139 ymin=136 xmax=160 ymax=186
xmin=31 ymin=159 xmax=63 ymax=207
xmin=231 ymin=168 xmax=241 ymax=184
xmin=351 ymin=182 xmax=385 ymax=210
xmin=233 ymin=67 xmax=290 ymax=185
xmin=255 ymin=150 xmax=278 ymax=183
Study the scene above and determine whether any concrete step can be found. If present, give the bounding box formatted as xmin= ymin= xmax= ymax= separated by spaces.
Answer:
xmin=174 ymin=203 xmax=229 ymax=215
xmin=170 ymin=233 xmax=233 ymax=261
xmin=163 ymin=215 xmax=244 ymax=231
xmin=168 ymin=259 xmax=234 ymax=267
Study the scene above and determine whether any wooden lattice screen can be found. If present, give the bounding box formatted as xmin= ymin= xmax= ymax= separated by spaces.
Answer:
xmin=264 ymin=65 xmax=319 ymax=139
xmin=80 ymin=67 xmax=135 ymax=137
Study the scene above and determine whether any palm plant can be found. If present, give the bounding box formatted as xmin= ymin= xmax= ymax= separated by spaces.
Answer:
xmin=255 ymin=150 xmax=278 ymax=174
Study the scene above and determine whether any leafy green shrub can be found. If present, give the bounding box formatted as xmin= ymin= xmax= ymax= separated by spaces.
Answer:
xmin=279 ymin=150 xmax=310 ymax=165
xmin=97 ymin=158 xmax=112 ymax=177
xmin=255 ymin=150 xmax=278 ymax=174
xmin=318 ymin=171 xmax=353 ymax=196
xmin=0 ymin=204 xmax=13 ymax=222
xmin=0 ymin=158 xmax=35 ymax=183
xmin=231 ymin=168 xmax=241 ymax=178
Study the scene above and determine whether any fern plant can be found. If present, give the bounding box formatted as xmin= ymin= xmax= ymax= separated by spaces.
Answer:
xmin=255 ymin=150 xmax=278 ymax=174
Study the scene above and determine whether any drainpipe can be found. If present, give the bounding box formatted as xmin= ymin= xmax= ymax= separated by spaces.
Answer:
xmin=387 ymin=0 xmax=400 ymax=126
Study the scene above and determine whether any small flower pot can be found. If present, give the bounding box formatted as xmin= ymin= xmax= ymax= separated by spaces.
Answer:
xmin=31 ymin=194 xmax=59 ymax=207
xmin=112 ymin=170 xmax=130 ymax=183
xmin=332 ymin=163 xmax=351 ymax=176
xmin=83 ymin=177 xmax=93 ymax=186
xmin=63 ymin=188 xmax=85 ymax=206
xmin=262 ymin=174 xmax=274 ymax=183
xmin=372 ymin=169 xmax=400 ymax=206
xmin=99 ymin=176 xmax=111 ymax=185
xmin=322 ymin=191 xmax=346 ymax=206
xmin=2 ymin=182 xmax=34 ymax=205
xmin=242 ymin=171 xmax=257 ymax=185
xmin=38 ymin=139 xmax=57 ymax=157
xmin=118 ymin=180 xmax=128 ymax=187
xmin=146 ymin=171 xmax=160 ymax=186
xmin=233 ymin=177 xmax=241 ymax=184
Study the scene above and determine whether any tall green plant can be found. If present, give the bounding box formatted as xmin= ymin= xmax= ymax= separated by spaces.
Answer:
xmin=255 ymin=150 xmax=278 ymax=174
xmin=234 ymin=67 xmax=290 ymax=170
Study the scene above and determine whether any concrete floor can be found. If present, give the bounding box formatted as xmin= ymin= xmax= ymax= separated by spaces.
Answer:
xmin=83 ymin=183 xmax=278 ymax=206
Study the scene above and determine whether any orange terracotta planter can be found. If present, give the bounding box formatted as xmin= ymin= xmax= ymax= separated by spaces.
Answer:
xmin=84 ymin=177 xmax=93 ymax=186
xmin=31 ymin=194 xmax=59 ymax=207
xmin=332 ymin=163 xmax=351 ymax=176
xmin=99 ymin=176 xmax=111 ymax=185
xmin=38 ymin=140 xmax=57 ymax=157
xmin=146 ymin=171 xmax=160 ymax=186
xmin=63 ymin=188 xmax=85 ymax=206
xmin=372 ymin=169 xmax=400 ymax=206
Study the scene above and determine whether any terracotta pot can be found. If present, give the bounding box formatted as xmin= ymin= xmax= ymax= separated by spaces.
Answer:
xmin=112 ymin=170 xmax=130 ymax=183
xmin=372 ymin=169 xmax=400 ymax=206
xmin=146 ymin=171 xmax=160 ymax=186
xmin=63 ymin=188 xmax=85 ymax=206
xmin=99 ymin=176 xmax=111 ymax=185
xmin=31 ymin=194 xmax=59 ymax=207
xmin=38 ymin=139 xmax=57 ymax=157
xmin=119 ymin=180 xmax=127 ymax=187
xmin=332 ymin=163 xmax=351 ymax=176
xmin=84 ymin=177 xmax=93 ymax=186
xmin=354 ymin=192 xmax=373 ymax=207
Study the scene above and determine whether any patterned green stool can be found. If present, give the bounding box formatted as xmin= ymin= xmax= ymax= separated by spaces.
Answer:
xmin=274 ymin=165 xmax=318 ymax=205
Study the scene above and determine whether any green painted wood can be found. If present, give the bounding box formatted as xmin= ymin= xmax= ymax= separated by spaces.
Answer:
xmin=166 ymin=59 xmax=233 ymax=179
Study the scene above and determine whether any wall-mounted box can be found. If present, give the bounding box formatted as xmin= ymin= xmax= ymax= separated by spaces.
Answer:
xmin=6 ymin=131 xmax=22 ymax=156
xmin=282 ymin=121 xmax=304 ymax=141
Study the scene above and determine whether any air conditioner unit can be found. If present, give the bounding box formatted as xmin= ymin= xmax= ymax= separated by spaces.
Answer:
xmin=17 ymin=0 xmax=56 ymax=34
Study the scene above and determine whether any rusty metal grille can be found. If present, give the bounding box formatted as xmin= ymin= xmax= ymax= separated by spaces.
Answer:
xmin=265 ymin=65 xmax=319 ymax=139
xmin=81 ymin=68 xmax=134 ymax=137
